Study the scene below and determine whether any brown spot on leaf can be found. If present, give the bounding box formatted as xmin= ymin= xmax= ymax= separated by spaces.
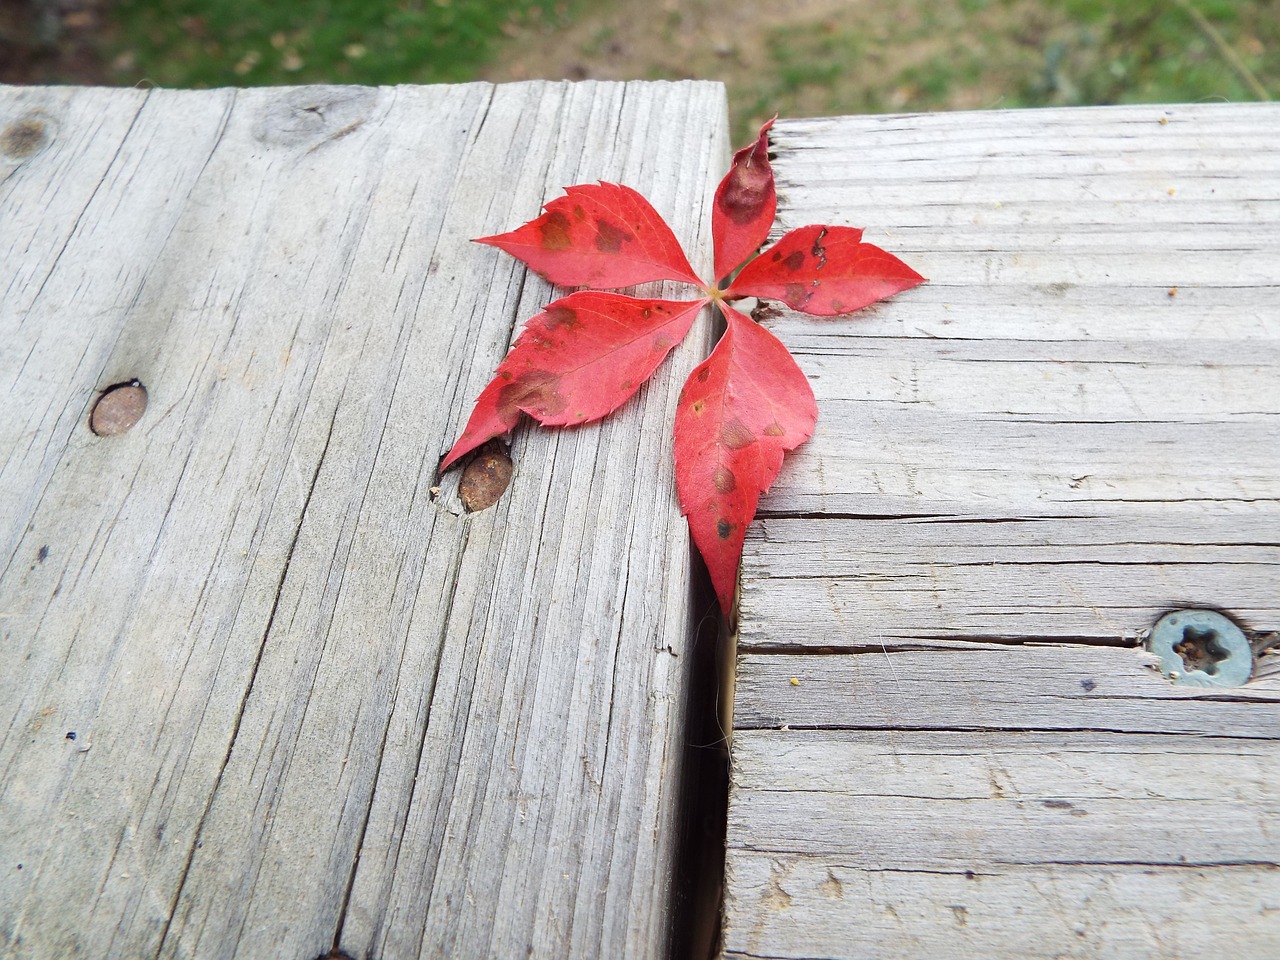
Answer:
xmin=716 ymin=518 xmax=733 ymax=539
xmin=89 ymin=381 xmax=148 ymax=436
xmin=696 ymin=367 xmax=711 ymax=383
xmin=620 ymin=378 xmax=634 ymax=391
xmin=572 ymin=204 xmax=586 ymax=221
xmin=594 ymin=219 xmax=633 ymax=253
xmin=763 ymin=422 xmax=785 ymax=437
xmin=498 ymin=370 xmax=566 ymax=419
xmin=543 ymin=305 xmax=579 ymax=330
xmin=784 ymin=282 xmax=807 ymax=305
xmin=721 ymin=418 xmax=754 ymax=449
xmin=782 ymin=250 xmax=806 ymax=272
xmin=811 ymin=227 xmax=828 ymax=262
xmin=540 ymin=211 xmax=573 ymax=250
xmin=652 ymin=334 xmax=673 ymax=352
xmin=713 ymin=466 xmax=737 ymax=493
xmin=459 ymin=446 xmax=514 ymax=512
xmin=691 ymin=400 xmax=706 ymax=415
xmin=718 ymin=129 xmax=773 ymax=225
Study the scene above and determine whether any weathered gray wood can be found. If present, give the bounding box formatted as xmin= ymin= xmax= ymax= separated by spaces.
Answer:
xmin=725 ymin=103 xmax=1280 ymax=959
xmin=735 ymin=646 xmax=1280 ymax=736
xmin=730 ymin=731 xmax=1280 ymax=862
xmin=0 ymin=80 xmax=728 ymax=959
xmin=725 ymin=857 xmax=1280 ymax=960
xmin=741 ymin=513 xmax=1280 ymax=648
xmin=726 ymin=732 xmax=1280 ymax=958
xmin=758 ymin=103 xmax=1280 ymax=518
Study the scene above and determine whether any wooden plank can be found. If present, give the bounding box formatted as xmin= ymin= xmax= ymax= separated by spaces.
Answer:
xmin=740 ymin=513 xmax=1280 ymax=648
xmin=725 ymin=103 xmax=1280 ymax=959
xmin=729 ymin=731 xmax=1280 ymax=863
xmin=735 ymin=648 xmax=1280 ymax=737
xmin=757 ymin=102 xmax=1280 ymax=518
xmin=725 ymin=732 xmax=1280 ymax=959
xmin=0 ymin=80 xmax=728 ymax=959
xmin=725 ymin=857 xmax=1280 ymax=960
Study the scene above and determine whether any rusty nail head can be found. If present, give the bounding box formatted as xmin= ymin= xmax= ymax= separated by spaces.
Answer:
xmin=90 ymin=381 xmax=148 ymax=436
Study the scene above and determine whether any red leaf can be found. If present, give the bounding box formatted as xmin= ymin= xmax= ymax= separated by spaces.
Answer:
xmin=712 ymin=118 xmax=777 ymax=283
xmin=443 ymin=292 xmax=708 ymax=470
xmin=475 ymin=182 xmax=703 ymax=290
xmin=727 ymin=225 xmax=925 ymax=316
xmin=674 ymin=304 xmax=816 ymax=615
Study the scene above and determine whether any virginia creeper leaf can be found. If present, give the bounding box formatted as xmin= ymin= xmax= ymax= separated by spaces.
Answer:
xmin=446 ymin=117 xmax=926 ymax=620
xmin=443 ymin=292 xmax=708 ymax=470
xmin=674 ymin=304 xmax=817 ymax=615
xmin=475 ymin=182 xmax=703 ymax=290
xmin=727 ymin=224 xmax=926 ymax=315
xmin=712 ymin=118 xmax=777 ymax=283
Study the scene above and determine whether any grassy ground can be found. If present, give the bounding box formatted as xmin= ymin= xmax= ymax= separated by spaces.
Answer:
xmin=102 ymin=0 xmax=577 ymax=87
xmin=6 ymin=1 xmax=1275 ymax=147
xmin=743 ymin=0 xmax=1277 ymax=118
xmin=483 ymin=0 xmax=1278 ymax=143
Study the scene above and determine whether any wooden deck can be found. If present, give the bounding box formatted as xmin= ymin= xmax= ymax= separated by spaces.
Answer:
xmin=0 ymin=80 xmax=726 ymax=959
xmin=723 ymin=104 xmax=1280 ymax=958
xmin=4 ymin=81 xmax=1279 ymax=960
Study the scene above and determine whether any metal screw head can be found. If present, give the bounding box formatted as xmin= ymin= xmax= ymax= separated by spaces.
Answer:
xmin=1148 ymin=610 xmax=1253 ymax=688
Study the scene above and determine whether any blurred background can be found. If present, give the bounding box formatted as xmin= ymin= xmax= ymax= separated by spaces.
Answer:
xmin=2 ymin=0 xmax=1274 ymax=142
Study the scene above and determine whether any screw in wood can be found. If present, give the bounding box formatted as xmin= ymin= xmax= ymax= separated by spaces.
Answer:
xmin=1148 ymin=609 xmax=1253 ymax=687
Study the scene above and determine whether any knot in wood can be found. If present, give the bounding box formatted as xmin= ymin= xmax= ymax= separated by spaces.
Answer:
xmin=2 ymin=118 xmax=48 ymax=160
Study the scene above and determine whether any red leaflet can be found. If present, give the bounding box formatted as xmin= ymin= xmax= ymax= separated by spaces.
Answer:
xmin=442 ymin=292 xmax=707 ymax=470
xmin=673 ymin=305 xmax=817 ymax=615
xmin=446 ymin=116 xmax=926 ymax=620
xmin=712 ymin=118 xmax=776 ymax=283
xmin=475 ymin=182 xmax=702 ymax=290
xmin=728 ymin=224 xmax=925 ymax=316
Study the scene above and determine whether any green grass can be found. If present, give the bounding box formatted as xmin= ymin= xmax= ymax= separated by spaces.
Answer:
xmin=100 ymin=0 xmax=1276 ymax=145
xmin=106 ymin=0 xmax=576 ymax=88
xmin=735 ymin=0 xmax=1276 ymax=141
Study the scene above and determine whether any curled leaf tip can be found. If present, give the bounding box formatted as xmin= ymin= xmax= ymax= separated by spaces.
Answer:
xmin=712 ymin=118 xmax=779 ymax=283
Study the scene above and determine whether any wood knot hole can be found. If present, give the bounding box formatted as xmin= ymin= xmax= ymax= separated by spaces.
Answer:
xmin=458 ymin=444 xmax=513 ymax=513
xmin=90 ymin=380 xmax=148 ymax=436
xmin=2 ymin=119 xmax=48 ymax=160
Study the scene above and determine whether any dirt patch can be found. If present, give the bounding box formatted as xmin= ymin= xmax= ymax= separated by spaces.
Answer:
xmin=482 ymin=0 xmax=868 ymax=138
xmin=480 ymin=0 xmax=1275 ymax=144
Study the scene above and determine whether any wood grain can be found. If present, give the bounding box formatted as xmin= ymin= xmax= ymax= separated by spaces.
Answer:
xmin=725 ymin=103 xmax=1280 ymax=959
xmin=758 ymin=103 xmax=1280 ymax=518
xmin=730 ymin=730 xmax=1280 ymax=863
xmin=725 ymin=732 xmax=1280 ymax=959
xmin=735 ymin=644 xmax=1280 ymax=737
xmin=0 ymin=80 xmax=727 ymax=959
xmin=740 ymin=512 xmax=1280 ymax=649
